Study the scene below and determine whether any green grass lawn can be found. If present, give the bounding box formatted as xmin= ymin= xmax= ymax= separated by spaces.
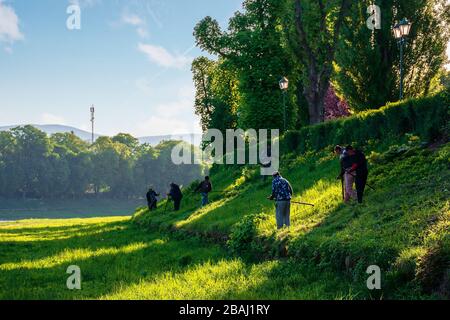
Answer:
xmin=0 ymin=198 xmax=145 ymax=221
xmin=0 ymin=217 xmax=359 ymax=300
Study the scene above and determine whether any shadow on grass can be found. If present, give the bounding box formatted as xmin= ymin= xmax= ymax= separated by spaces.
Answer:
xmin=0 ymin=219 xmax=231 ymax=300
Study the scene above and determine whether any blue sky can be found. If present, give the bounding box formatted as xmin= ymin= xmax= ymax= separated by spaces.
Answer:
xmin=1 ymin=1 xmax=449 ymax=137
xmin=0 ymin=0 xmax=242 ymax=137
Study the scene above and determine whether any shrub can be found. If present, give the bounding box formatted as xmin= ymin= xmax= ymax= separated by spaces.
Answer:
xmin=282 ymin=93 xmax=449 ymax=154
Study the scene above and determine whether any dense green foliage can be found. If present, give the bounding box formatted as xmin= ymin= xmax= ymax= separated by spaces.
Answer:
xmin=191 ymin=57 xmax=239 ymax=133
xmin=0 ymin=126 xmax=204 ymax=199
xmin=283 ymin=93 xmax=449 ymax=154
xmin=194 ymin=0 xmax=297 ymax=130
xmin=192 ymin=0 xmax=450 ymax=128
xmin=334 ymin=0 xmax=450 ymax=111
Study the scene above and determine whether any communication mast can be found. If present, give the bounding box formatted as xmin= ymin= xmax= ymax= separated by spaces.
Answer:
xmin=90 ymin=105 xmax=95 ymax=144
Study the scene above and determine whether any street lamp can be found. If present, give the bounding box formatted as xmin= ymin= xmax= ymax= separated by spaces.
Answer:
xmin=393 ymin=18 xmax=412 ymax=100
xmin=279 ymin=77 xmax=289 ymax=131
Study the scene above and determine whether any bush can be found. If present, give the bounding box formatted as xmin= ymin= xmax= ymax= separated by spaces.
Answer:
xmin=282 ymin=93 xmax=449 ymax=154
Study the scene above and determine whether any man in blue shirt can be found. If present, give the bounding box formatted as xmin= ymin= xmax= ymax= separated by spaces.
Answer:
xmin=268 ymin=172 xmax=293 ymax=229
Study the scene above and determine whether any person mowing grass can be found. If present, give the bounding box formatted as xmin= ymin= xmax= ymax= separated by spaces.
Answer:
xmin=268 ymin=172 xmax=293 ymax=229
xmin=345 ymin=146 xmax=369 ymax=204
xmin=334 ymin=145 xmax=346 ymax=201
xmin=195 ymin=176 xmax=212 ymax=207
xmin=168 ymin=183 xmax=183 ymax=211
xmin=146 ymin=187 xmax=160 ymax=211
xmin=341 ymin=146 xmax=358 ymax=203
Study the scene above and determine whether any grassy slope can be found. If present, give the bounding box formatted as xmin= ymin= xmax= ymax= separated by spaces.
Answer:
xmin=133 ymin=137 xmax=450 ymax=299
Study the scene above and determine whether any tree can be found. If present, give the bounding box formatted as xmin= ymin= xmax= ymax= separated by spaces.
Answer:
xmin=334 ymin=0 xmax=450 ymax=111
xmin=10 ymin=126 xmax=52 ymax=198
xmin=289 ymin=0 xmax=351 ymax=124
xmin=194 ymin=0 xmax=296 ymax=130
xmin=192 ymin=57 xmax=239 ymax=133
xmin=112 ymin=133 xmax=139 ymax=152
xmin=192 ymin=57 xmax=216 ymax=132
xmin=51 ymin=133 xmax=91 ymax=198
xmin=133 ymin=144 xmax=158 ymax=195
xmin=0 ymin=126 xmax=205 ymax=200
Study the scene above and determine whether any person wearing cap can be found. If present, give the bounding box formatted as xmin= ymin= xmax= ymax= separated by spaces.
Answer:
xmin=268 ymin=172 xmax=293 ymax=229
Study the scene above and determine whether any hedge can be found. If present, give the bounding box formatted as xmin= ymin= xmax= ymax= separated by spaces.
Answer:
xmin=282 ymin=93 xmax=450 ymax=154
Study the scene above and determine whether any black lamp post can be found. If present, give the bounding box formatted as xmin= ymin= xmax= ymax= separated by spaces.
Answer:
xmin=279 ymin=77 xmax=289 ymax=131
xmin=393 ymin=18 xmax=412 ymax=100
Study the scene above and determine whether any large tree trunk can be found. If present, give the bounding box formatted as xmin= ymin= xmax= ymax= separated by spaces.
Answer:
xmin=305 ymin=89 xmax=326 ymax=124
xmin=304 ymin=71 xmax=330 ymax=124
xmin=294 ymin=0 xmax=350 ymax=125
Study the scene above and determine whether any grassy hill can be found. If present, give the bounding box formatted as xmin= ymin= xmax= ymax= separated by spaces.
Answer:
xmin=0 ymin=95 xmax=448 ymax=300
xmin=132 ymin=95 xmax=450 ymax=299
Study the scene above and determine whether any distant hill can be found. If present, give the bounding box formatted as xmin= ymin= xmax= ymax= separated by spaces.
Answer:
xmin=0 ymin=124 xmax=99 ymax=142
xmin=139 ymin=134 xmax=202 ymax=146
xmin=0 ymin=124 xmax=202 ymax=146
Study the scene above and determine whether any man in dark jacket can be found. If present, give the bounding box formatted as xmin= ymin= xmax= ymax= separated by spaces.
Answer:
xmin=146 ymin=187 xmax=159 ymax=211
xmin=195 ymin=176 xmax=212 ymax=207
xmin=346 ymin=146 xmax=369 ymax=204
xmin=168 ymin=183 xmax=183 ymax=211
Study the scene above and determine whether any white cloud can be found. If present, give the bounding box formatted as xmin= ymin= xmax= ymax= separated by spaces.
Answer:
xmin=134 ymin=84 xmax=201 ymax=136
xmin=0 ymin=1 xmax=24 ymax=45
xmin=122 ymin=14 xmax=144 ymax=26
xmin=122 ymin=13 xmax=148 ymax=38
xmin=138 ymin=43 xmax=192 ymax=69
xmin=135 ymin=116 xmax=196 ymax=136
xmin=40 ymin=113 xmax=67 ymax=125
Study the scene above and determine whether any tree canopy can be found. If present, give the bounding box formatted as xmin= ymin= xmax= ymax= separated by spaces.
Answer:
xmin=0 ymin=126 xmax=205 ymax=200
xmin=192 ymin=0 xmax=450 ymax=129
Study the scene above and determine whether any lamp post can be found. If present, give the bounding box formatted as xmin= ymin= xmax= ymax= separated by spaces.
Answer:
xmin=279 ymin=77 xmax=289 ymax=131
xmin=393 ymin=18 xmax=412 ymax=100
